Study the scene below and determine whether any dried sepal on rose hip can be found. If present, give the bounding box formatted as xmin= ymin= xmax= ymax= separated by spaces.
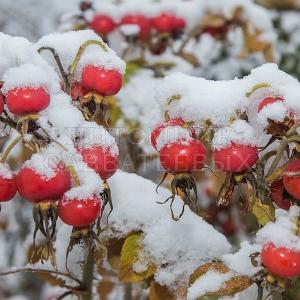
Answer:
xmin=261 ymin=243 xmax=300 ymax=278
xmin=58 ymin=192 xmax=102 ymax=270
xmin=155 ymin=126 xmax=207 ymax=220
xmin=0 ymin=163 xmax=17 ymax=203
xmin=81 ymin=65 xmax=123 ymax=96
xmin=16 ymin=154 xmax=71 ymax=244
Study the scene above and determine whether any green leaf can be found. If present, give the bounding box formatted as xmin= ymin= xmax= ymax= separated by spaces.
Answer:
xmin=119 ymin=233 xmax=155 ymax=283
xmin=252 ymin=199 xmax=275 ymax=226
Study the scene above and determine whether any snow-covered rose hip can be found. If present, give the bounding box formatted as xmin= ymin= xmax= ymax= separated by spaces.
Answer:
xmin=258 ymin=96 xmax=284 ymax=113
xmin=0 ymin=163 xmax=17 ymax=202
xmin=152 ymin=13 xmax=177 ymax=33
xmin=90 ymin=15 xmax=116 ymax=36
xmin=271 ymin=180 xmax=291 ymax=210
xmin=120 ymin=14 xmax=151 ymax=41
xmin=78 ymin=145 xmax=118 ymax=180
xmin=6 ymin=87 xmax=50 ymax=115
xmin=159 ymin=139 xmax=207 ymax=173
xmin=58 ymin=194 xmax=101 ymax=227
xmin=151 ymin=118 xmax=196 ymax=150
xmin=81 ymin=65 xmax=122 ymax=96
xmin=16 ymin=164 xmax=71 ymax=203
xmin=262 ymin=243 xmax=300 ymax=278
xmin=213 ymin=143 xmax=258 ymax=172
xmin=283 ymin=159 xmax=300 ymax=200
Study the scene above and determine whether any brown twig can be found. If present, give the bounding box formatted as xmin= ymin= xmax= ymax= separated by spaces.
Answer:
xmin=0 ymin=267 xmax=82 ymax=285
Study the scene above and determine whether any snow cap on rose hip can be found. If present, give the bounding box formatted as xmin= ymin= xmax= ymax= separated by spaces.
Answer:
xmin=0 ymin=163 xmax=17 ymax=202
xmin=151 ymin=118 xmax=196 ymax=150
xmin=212 ymin=120 xmax=258 ymax=172
xmin=16 ymin=152 xmax=71 ymax=203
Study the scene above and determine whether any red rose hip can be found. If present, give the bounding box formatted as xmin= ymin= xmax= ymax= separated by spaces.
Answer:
xmin=159 ymin=139 xmax=207 ymax=174
xmin=0 ymin=164 xmax=17 ymax=202
xmin=152 ymin=13 xmax=177 ymax=33
xmin=90 ymin=14 xmax=116 ymax=35
xmin=16 ymin=165 xmax=71 ymax=203
xmin=283 ymin=159 xmax=300 ymax=200
xmin=120 ymin=14 xmax=151 ymax=41
xmin=6 ymin=87 xmax=50 ymax=115
xmin=0 ymin=93 xmax=4 ymax=114
xmin=262 ymin=243 xmax=300 ymax=278
xmin=79 ymin=145 xmax=118 ymax=180
xmin=81 ymin=65 xmax=122 ymax=96
xmin=213 ymin=143 xmax=258 ymax=172
xmin=58 ymin=195 xmax=101 ymax=227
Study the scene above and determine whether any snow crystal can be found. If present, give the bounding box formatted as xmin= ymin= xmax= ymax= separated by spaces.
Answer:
xmin=156 ymin=126 xmax=194 ymax=151
xmin=187 ymin=270 xmax=235 ymax=300
xmin=119 ymin=24 xmax=140 ymax=36
xmin=256 ymin=207 xmax=300 ymax=251
xmin=0 ymin=163 xmax=13 ymax=180
xmin=212 ymin=120 xmax=256 ymax=150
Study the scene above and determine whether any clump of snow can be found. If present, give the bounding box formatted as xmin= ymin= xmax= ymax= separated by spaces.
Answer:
xmin=22 ymin=151 xmax=61 ymax=180
xmin=39 ymin=93 xmax=83 ymax=132
xmin=119 ymin=24 xmax=140 ymax=36
xmin=105 ymin=170 xmax=231 ymax=288
xmin=212 ymin=120 xmax=256 ymax=150
xmin=256 ymin=101 xmax=287 ymax=127
xmin=0 ymin=163 xmax=14 ymax=180
xmin=256 ymin=206 xmax=300 ymax=251
xmin=187 ymin=270 xmax=235 ymax=300
xmin=75 ymin=122 xmax=119 ymax=156
xmin=156 ymin=72 xmax=249 ymax=128
xmin=156 ymin=126 xmax=194 ymax=151
xmin=2 ymin=63 xmax=60 ymax=95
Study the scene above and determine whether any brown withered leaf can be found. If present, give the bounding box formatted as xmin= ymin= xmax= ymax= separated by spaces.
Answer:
xmin=177 ymin=52 xmax=200 ymax=67
xmin=189 ymin=262 xmax=253 ymax=299
xmin=149 ymin=281 xmax=175 ymax=300
xmin=119 ymin=233 xmax=155 ymax=283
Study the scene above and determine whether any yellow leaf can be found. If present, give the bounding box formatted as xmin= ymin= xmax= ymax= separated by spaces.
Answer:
xmin=119 ymin=233 xmax=155 ymax=283
xmin=252 ymin=199 xmax=275 ymax=226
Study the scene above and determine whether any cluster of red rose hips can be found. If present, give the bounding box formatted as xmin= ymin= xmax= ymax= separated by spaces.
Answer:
xmin=0 ymin=47 xmax=122 ymax=248
xmin=90 ymin=12 xmax=186 ymax=41
xmin=151 ymin=115 xmax=260 ymax=219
